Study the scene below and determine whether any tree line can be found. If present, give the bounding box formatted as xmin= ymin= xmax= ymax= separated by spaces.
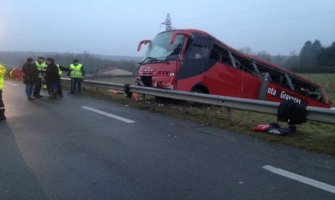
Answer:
xmin=1 ymin=40 xmax=334 ymax=75
xmin=241 ymin=40 xmax=335 ymax=73
xmin=0 ymin=51 xmax=139 ymax=75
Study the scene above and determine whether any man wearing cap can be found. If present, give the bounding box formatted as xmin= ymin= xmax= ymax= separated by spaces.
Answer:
xmin=0 ymin=63 xmax=6 ymax=120
xmin=22 ymin=58 xmax=39 ymax=100
xmin=33 ymin=57 xmax=47 ymax=98
xmin=68 ymin=59 xmax=85 ymax=94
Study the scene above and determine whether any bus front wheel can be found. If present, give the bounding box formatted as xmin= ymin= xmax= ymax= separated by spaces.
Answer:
xmin=191 ymin=85 xmax=209 ymax=94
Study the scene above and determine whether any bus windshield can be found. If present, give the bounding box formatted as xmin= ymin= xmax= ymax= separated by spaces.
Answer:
xmin=143 ymin=32 xmax=185 ymax=63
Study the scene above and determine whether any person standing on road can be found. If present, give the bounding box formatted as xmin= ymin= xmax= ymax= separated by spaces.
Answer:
xmin=68 ymin=59 xmax=85 ymax=94
xmin=56 ymin=64 xmax=69 ymax=98
xmin=33 ymin=57 xmax=47 ymax=98
xmin=45 ymin=58 xmax=60 ymax=100
xmin=0 ymin=64 xmax=7 ymax=121
xmin=22 ymin=58 xmax=39 ymax=101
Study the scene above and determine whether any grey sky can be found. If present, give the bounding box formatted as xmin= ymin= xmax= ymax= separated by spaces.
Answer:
xmin=0 ymin=0 xmax=334 ymax=56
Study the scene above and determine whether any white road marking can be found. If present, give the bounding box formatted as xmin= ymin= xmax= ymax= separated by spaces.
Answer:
xmin=263 ymin=165 xmax=335 ymax=194
xmin=6 ymin=82 xmax=17 ymax=86
xmin=82 ymin=106 xmax=135 ymax=124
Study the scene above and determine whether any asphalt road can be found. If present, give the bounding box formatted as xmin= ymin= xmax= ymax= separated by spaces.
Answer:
xmin=1 ymin=80 xmax=335 ymax=200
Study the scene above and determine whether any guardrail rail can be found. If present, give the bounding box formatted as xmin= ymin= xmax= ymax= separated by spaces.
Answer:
xmin=61 ymin=78 xmax=335 ymax=125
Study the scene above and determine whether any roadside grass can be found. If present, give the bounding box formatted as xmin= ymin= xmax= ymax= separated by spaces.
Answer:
xmin=63 ymin=73 xmax=335 ymax=156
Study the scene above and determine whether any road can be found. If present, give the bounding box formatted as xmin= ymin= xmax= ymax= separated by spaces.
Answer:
xmin=1 ymin=81 xmax=335 ymax=200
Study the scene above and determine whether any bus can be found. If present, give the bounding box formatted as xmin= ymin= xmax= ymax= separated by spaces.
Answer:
xmin=136 ymin=29 xmax=332 ymax=108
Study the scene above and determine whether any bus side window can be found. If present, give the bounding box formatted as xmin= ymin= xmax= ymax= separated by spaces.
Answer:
xmin=283 ymin=74 xmax=294 ymax=90
xmin=210 ymin=49 xmax=220 ymax=60
xmin=291 ymin=78 xmax=325 ymax=102
xmin=232 ymin=54 xmax=256 ymax=74
xmin=233 ymin=59 xmax=241 ymax=69
xmin=188 ymin=44 xmax=209 ymax=60
xmin=221 ymin=53 xmax=232 ymax=66
xmin=210 ymin=44 xmax=233 ymax=66
xmin=256 ymin=63 xmax=294 ymax=89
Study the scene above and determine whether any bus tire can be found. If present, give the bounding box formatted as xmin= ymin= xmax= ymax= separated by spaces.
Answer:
xmin=190 ymin=85 xmax=209 ymax=107
xmin=191 ymin=85 xmax=209 ymax=94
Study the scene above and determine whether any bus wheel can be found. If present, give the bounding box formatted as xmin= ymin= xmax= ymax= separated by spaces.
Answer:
xmin=190 ymin=86 xmax=209 ymax=106
xmin=191 ymin=85 xmax=209 ymax=94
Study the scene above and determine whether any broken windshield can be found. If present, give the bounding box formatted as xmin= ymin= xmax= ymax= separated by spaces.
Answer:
xmin=142 ymin=32 xmax=184 ymax=64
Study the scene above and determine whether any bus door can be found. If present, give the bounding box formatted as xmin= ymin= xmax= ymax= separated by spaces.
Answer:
xmin=176 ymin=37 xmax=214 ymax=86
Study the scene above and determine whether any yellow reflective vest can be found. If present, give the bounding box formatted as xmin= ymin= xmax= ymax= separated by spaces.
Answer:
xmin=56 ymin=64 xmax=62 ymax=76
xmin=0 ymin=64 xmax=7 ymax=90
xmin=35 ymin=61 xmax=47 ymax=78
xmin=69 ymin=64 xmax=83 ymax=78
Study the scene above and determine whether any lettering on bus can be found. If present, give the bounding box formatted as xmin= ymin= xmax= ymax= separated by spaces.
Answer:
xmin=267 ymin=87 xmax=302 ymax=104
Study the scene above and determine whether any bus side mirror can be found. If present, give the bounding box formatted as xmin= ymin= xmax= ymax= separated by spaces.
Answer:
xmin=170 ymin=32 xmax=192 ymax=44
xmin=137 ymin=40 xmax=151 ymax=52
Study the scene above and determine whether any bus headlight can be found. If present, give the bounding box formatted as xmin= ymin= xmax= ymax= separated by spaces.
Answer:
xmin=169 ymin=72 xmax=175 ymax=77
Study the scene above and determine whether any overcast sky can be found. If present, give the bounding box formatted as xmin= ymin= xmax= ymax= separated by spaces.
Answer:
xmin=0 ymin=0 xmax=334 ymax=56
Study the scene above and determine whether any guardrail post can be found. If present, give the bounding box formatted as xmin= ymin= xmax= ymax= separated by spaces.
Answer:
xmin=124 ymin=84 xmax=132 ymax=98
xmin=140 ymin=94 xmax=146 ymax=100
xmin=226 ymin=108 xmax=233 ymax=124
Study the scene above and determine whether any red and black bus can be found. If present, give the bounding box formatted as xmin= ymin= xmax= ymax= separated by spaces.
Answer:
xmin=137 ymin=29 xmax=332 ymax=108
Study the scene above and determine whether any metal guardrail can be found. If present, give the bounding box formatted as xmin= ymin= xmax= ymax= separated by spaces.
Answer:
xmin=61 ymin=78 xmax=335 ymax=124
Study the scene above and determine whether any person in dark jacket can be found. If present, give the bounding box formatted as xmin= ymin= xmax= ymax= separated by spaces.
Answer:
xmin=45 ymin=58 xmax=59 ymax=99
xmin=56 ymin=64 xmax=69 ymax=97
xmin=22 ymin=58 xmax=39 ymax=100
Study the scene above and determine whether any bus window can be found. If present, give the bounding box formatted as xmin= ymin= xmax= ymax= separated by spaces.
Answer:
xmin=221 ymin=53 xmax=232 ymax=66
xmin=210 ymin=44 xmax=232 ymax=66
xmin=283 ymin=74 xmax=294 ymax=90
xmin=210 ymin=49 xmax=220 ymax=60
xmin=291 ymin=77 xmax=324 ymax=103
xmin=256 ymin=63 xmax=287 ymax=86
xmin=188 ymin=44 xmax=210 ymax=60
xmin=232 ymin=54 xmax=258 ymax=75
xmin=144 ymin=31 xmax=185 ymax=61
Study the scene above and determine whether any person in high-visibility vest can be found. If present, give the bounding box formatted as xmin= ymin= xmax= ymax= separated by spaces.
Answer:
xmin=33 ymin=57 xmax=47 ymax=98
xmin=68 ymin=59 xmax=85 ymax=94
xmin=0 ymin=64 xmax=7 ymax=121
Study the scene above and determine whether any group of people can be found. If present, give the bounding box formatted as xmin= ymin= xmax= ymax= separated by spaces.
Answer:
xmin=22 ymin=57 xmax=85 ymax=100
xmin=0 ymin=58 xmax=85 ymax=121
